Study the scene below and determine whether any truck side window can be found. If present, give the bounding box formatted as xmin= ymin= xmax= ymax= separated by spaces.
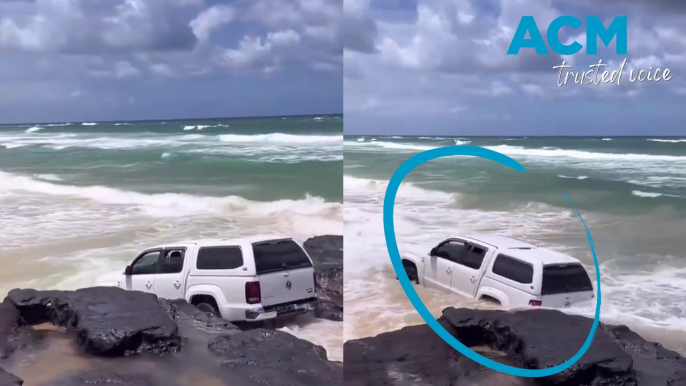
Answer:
xmin=197 ymin=246 xmax=243 ymax=270
xmin=132 ymin=251 xmax=162 ymax=275
xmin=160 ymin=249 xmax=185 ymax=274
xmin=435 ymin=241 xmax=466 ymax=263
xmin=459 ymin=245 xmax=486 ymax=270
xmin=492 ymin=254 xmax=533 ymax=284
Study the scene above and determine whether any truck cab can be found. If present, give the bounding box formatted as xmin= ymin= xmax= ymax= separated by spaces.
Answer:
xmin=105 ymin=237 xmax=318 ymax=322
xmin=401 ymin=235 xmax=594 ymax=309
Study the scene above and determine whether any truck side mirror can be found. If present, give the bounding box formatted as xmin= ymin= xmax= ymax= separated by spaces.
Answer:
xmin=124 ymin=265 xmax=133 ymax=276
xmin=429 ymin=247 xmax=437 ymax=256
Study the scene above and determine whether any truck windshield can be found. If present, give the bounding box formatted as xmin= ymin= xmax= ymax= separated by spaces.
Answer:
xmin=252 ymin=240 xmax=313 ymax=274
xmin=541 ymin=264 xmax=593 ymax=295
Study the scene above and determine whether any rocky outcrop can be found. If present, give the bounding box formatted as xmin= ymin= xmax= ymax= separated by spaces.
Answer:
xmin=161 ymin=298 xmax=240 ymax=334
xmin=0 ymin=366 xmax=22 ymax=386
xmin=344 ymin=307 xmax=686 ymax=386
xmin=304 ymin=235 xmax=343 ymax=321
xmin=1 ymin=286 xmax=341 ymax=386
xmin=208 ymin=329 xmax=342 ymax=385
xmin=6 ymin=287 xmax=180 ymax=356
xmin=304 ymin=236 xmax=343 ymax=321
xmin=0 ymin=301 xmax=19 ymax=360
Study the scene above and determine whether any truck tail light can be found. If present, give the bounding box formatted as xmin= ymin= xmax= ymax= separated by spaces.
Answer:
xmin=245 ymin=281 xmax=261 ymax=304
xmin=529 ymin=300 xmax=542 ymax=306
xmin=313 ymin=272 xmax=317 ymax=287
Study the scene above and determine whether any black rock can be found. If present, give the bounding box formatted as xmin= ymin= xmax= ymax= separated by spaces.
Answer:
xmin=304 ymin=235 xmax=343 ymax=321
xmin=208 ymin=329 xmax=342 ymax=385
xmin=442 ymin=307 xmax=635 ymax=385
xmin=6 ymin=287 xmax=180 ymax=357
xmin=344 ymin=320 xmax=531 ymax=386
xmin=608 ymin=325 xmax=686 ymax=386
xmin=345 ymin=307 xmax=686 ymax=386
xmin=0 ymin=300 xmax=19 ymax=359
xmin=0 ymin=366 xmax=22 ymax=386
xmin=160 ymin=298 xmax=239 ymax=333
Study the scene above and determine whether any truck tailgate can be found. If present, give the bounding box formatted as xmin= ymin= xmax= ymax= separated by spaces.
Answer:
xmin=542 ymin=291 xmax=593 ymax=308
xmin=252 ymin=239 xmax=316 ymax=307
xmin=258 ymin=267 xmax=315 ymax=307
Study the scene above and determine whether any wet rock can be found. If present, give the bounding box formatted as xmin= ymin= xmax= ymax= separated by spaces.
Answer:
xmin=344 ymin=321 xmax=532 ymax=386
xmin=304 ymin=235 xmax=343 ymax=321
xmin=0 ymin=300 xmax=20 ymax=359
xmin=0 ymin=366 xmax=22 ymax=386
xmin=608 ymin=325 xmax=686 ymax=386
xmin=208 ymin=329 xmax=343 ymax=386
xmin=7 ymin=287 xmax=180 ymax=357
xmin=345 ymin=307 xmax=686 ymax=386
xmin=160 ymin=298 xmax=239 ymax=333
xmin=442 ymin=308 xmax=635 ymax=385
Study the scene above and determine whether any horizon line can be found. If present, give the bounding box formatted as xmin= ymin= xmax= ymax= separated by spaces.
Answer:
xmin=0 ymin=112 xmax=343 ymax=127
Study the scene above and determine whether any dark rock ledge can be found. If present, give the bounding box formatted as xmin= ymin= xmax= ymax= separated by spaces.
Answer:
xmin=305 ymin=235 xmax=343 ymax=321
xmin=344 ymin=307 xmax=686 ymax=386
xmin=0 ymin=235 xmax=343 ymax=385
xmin=0 ymin=286 xmax=341 ymax=386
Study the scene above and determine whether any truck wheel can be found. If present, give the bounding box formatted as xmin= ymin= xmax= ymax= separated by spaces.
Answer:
xmin=405 ymin=266 xmax=419 ymax=284
xmin=397 ymin=262 xmax=419 ymax=284
xmin=196 ymin=302 xmax=218 ymax=316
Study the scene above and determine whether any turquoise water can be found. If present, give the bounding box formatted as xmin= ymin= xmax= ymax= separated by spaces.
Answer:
xmin=0 ymin=115 xmax=343 ymax=292
xmin=344 ymin=136 xmax=686 ymax=353
xmin=0 ymin=116 xmax=343 ymax=202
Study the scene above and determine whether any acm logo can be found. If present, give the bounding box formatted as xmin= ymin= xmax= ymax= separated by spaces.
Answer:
xmin=508 ymin=16 xmax=627 ymax=55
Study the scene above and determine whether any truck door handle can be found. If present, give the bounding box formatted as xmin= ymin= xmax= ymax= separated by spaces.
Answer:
xmin=173 ymin=281 xmax=181 ymax=288
xmin=469 ymin=276 xmax=476 ymax=283
xmin=145 ymin=282 xmax=153 ymax=288
xmin=446 ymin=268 xmax=452 ymax=273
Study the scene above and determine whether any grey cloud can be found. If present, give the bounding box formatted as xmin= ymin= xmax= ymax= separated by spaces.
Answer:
xmin=343 ymin=14 xmax=377 ymax=53
xmin=345 ymin=0 xmax=686 ymax=135
xmin=197 ymin=0 xmax=342 ymax=75
xmin=0 ymin=0 xmax=341 ymax=123
xmin=0 ymin=0 xmax=201 ymax=54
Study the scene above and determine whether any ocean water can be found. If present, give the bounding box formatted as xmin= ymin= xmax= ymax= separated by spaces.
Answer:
xmin=0 ymin=115 xmax=343 ymax=360
xmin=344 ymin=136 xmax=686 ymax=355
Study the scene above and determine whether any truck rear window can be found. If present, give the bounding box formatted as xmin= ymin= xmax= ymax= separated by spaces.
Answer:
xmin=197 ymin=246 xmax=244 ymax=270
xmin=252 ymin=240 xmax=313 ymax=275
xmin=541 ymin=264 xmax=593 ymax=295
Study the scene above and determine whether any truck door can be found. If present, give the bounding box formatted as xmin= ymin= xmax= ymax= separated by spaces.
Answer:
xmin=449 ymin=243 xmax=488 ymax=298
xmin=124 ymin=249 xmax=162 ymax=294
xmin=151 ymin=247 xmax=188 ymax=300
xmin=424 ymin=240 xmax=465 ymax=292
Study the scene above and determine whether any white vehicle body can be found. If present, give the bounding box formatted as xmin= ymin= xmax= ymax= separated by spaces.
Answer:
xmin=102 ymin=237 xmax=317 ymax=322
xmin=401 ymin=235 xmax=594 ymax=308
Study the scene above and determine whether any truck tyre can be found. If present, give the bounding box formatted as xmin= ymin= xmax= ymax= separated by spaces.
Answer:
xmin=397 ymin=261 xmax=419 ymax=284
xmin=195 ymin=302 xmax=219 ymax=316
xmin=404 ymin=265 xmax=419 ymax=284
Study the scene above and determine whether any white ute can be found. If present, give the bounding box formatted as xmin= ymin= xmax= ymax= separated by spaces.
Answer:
xmin=401 ymin=235 xmax=594 ymax=308
xmin=105 ymin=237 xmax=318 ymax=322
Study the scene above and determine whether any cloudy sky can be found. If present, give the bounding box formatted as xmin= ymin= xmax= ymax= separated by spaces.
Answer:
xmin=0 ymin=0 xmax=342 ymax=124
xmin=344 ymin=0 xmax=686 ymax=135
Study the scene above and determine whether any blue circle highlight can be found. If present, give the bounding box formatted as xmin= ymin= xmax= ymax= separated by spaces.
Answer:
xmin=382 ymin=146 xmax=602 ymax=378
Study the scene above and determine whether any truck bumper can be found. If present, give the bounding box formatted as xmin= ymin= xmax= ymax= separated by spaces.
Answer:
xmin=244 ymin=298 xmax=318 ymax=322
